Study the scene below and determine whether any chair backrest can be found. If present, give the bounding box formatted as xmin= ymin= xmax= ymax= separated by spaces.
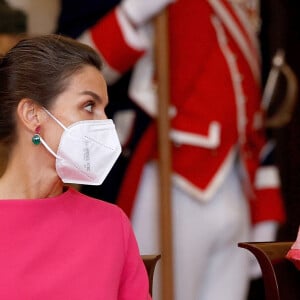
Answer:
xmin=142 ymin=254 xmax=161 ymax=296
xmin=238 ymin=242 xmax=300 ymax=300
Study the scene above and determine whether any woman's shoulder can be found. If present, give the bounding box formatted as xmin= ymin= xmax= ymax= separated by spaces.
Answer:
xmin=65 ymin=187 xmax=129 ymax=225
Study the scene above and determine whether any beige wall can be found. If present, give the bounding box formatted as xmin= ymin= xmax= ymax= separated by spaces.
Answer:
xmin=7 ymin=0 xmax=60 ymax=34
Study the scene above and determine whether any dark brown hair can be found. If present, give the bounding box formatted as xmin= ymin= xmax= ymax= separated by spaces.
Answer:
xmin=0 ymin=34 xmax=102 ymax=145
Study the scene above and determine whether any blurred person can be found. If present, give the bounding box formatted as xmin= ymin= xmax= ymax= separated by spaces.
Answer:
xmin=274 ymin=1 xmax=300 ymax=242
xmin=0 ymin=34 xmax=150 ymax=299
xmin=248 ymin=1 xmax=289 ymax=298
xmin=57 ymin=1 xmax=286 ymax=299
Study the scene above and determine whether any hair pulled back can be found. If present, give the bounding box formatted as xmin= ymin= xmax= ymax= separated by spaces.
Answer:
xmin=0 ymin=34 xmax=102 ymax=145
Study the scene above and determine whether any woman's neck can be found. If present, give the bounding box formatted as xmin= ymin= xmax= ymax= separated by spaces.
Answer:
xmin=0 ymin=147 xmax=63 ymax=200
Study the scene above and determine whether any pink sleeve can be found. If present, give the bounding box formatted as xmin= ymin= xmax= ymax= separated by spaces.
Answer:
xmin=286 ymin=227 xmax=300 ymax=270
xmin=118 ymin=210 xmax=151 ymax=300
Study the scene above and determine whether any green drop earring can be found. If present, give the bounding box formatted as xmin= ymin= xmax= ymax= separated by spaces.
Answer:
xmin=32 ymin=126 xmax=41 ymax=145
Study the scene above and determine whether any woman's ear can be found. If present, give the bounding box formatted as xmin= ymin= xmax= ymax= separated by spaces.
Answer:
xmin=16 ymin=98 xmax=41 ymax=132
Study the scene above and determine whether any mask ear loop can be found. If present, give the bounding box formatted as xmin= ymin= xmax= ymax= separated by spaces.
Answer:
xmin=39 ymin=136 xmax=61 ymax=159
xmin=32 ymin=126 xmax=61 ymax=159
xmin=43 ymin=108 xmax=68 ymax=131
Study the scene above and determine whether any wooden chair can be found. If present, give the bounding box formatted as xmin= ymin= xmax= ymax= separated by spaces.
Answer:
xmin=142 ymin=254 xmax=161 ymax=296
xmin=238 ymin=242 xmax=300 ymax=300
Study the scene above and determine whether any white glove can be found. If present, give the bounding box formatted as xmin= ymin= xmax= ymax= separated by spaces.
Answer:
xmin=248 ymin=221 xmax=279 ymax=279
xmin=120 ymin=0 xmax=176 ymax=26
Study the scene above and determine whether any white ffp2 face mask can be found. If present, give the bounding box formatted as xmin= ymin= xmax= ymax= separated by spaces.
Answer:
xmin=39 ymin=109 xmax=122 ymax=185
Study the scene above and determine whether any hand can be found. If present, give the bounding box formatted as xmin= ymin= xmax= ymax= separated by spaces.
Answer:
xmin=249 ymin=221 xmax=279 ymax=279
xmin=120 ymin=0 xmax=176 ymax=26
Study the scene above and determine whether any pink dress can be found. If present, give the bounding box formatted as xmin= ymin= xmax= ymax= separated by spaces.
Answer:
xmin=0 ymin=188 xmax=150 ymax=299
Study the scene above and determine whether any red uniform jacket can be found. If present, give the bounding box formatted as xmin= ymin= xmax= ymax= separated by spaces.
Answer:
xmin=79 ymin=0 xmax=285 ymax=224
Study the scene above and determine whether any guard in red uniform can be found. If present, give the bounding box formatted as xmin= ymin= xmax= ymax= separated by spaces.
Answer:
xmin=78 ymin=0 xmax=285 ymax=299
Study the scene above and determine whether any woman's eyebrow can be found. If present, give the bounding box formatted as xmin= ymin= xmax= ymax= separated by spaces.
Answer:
xmin=79 ymin=90 xmax=102 ymax=102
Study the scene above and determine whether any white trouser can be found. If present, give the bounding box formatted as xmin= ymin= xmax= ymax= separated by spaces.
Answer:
xmin=131 ymin=161 xmax=251 ymax=300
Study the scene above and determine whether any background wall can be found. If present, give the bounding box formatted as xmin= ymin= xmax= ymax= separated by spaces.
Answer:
xmin=0 ymin=0 xmax=60 ymax=174
xmin=7 ymin=0 xmax=59 ymax=34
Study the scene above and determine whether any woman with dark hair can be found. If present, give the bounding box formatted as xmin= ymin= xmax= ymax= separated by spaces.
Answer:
xmin=0 ymin=34 xmax=150 ymax=299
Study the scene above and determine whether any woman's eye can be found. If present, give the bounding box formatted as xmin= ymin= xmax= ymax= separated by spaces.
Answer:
xmin=84 ymin=102 xmax=94 ymax=113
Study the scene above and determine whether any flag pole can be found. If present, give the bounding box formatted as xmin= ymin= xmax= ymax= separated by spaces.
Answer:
xmin=154 ymin=8 xmax=174 ymax=300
